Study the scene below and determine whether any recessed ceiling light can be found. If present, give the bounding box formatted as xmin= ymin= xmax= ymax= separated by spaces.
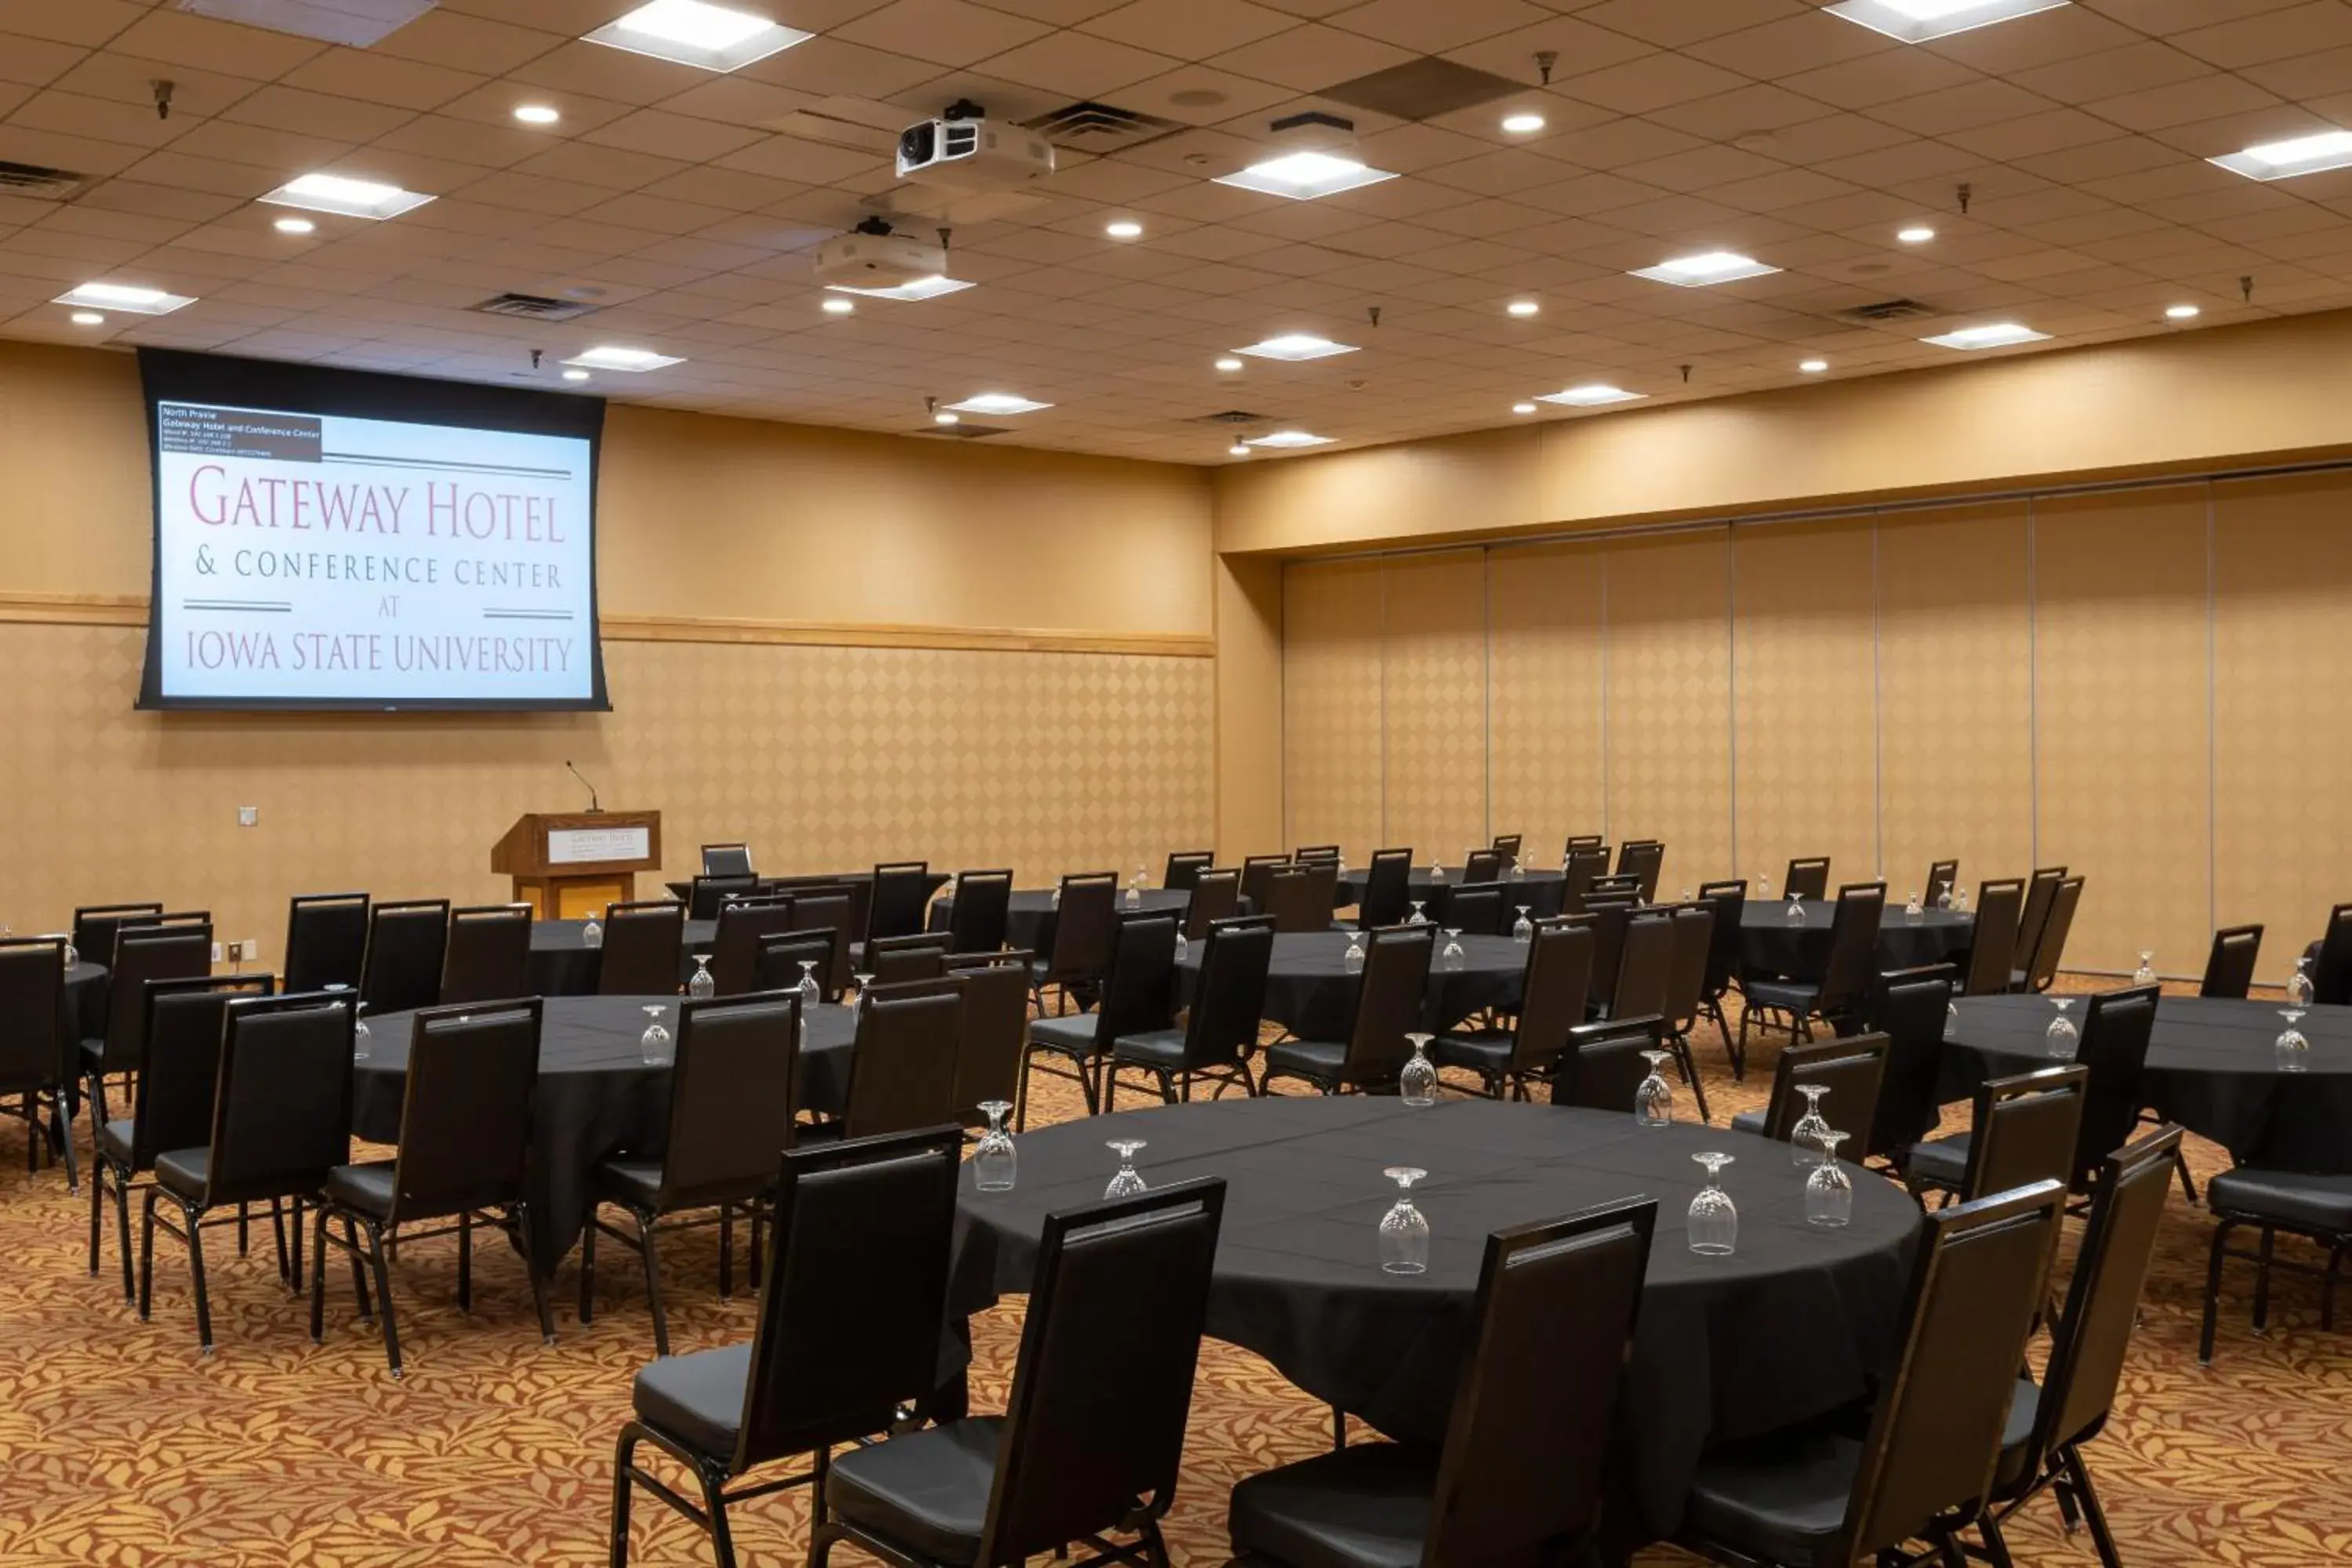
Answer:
xmin=1214 ymin=357 xmax=1244 ymax=372
xmin=1535 ymin=384 xmax=1644 ymax=408
xmin=1799 ymin=358 xmax=1829 ymax=373
xmin=562 ymin=369 xmax=590 ymax=383
xmin=947 ymin=393 xmax=1051 ymax=416
xmin=2210 ymin=129 xmax=2352 ymax=182
xmin=1245 ymin=430 xmax=1334 ymax=448
xmin=70 ymin=310 xmax=104 ymax=326
xmin=1632 ymin=251 xmax=1780 ymax=287
xmin=2165 ymin=304 xmax=2201 ymax=320
xmin=562 ymin=345 xmax=685 ymax=372
xmin=1826 ymin=0 xmax=2070 ymax=45
xmin=262 ymin=172 xmax=432 ymax=220
xmin=1105 ymin=219 xmax=1143 ymax=239
xmin=273 ymin=216 xmax=316 ymax=235
xmin=935 ymin=412 xmax=960 ymax=426
xmin=1896 ymin=225 xmax=1936 ymax=244
xmin=514 ymin=104 xmax=561 ymax=126
xmin=53 ymin=281 xmax=194 ymax=316
xmin=1214 ymin=151 xmax=1396 ymax=201
xmin=1235 ymin=333 xmax=1356 ymax=361
xmin=1501 ymin=112 xmax=1546 ymax=134
xmin=583 ymin=0 xmax=810 ymax=72
xmin=818 ymin=298 xmax=855 ymax=318
xmin=1512 ymin=401 xmax=1537 ymax=415
xmin=824 ymin=275 xmax=975 ymax=301
xmin=1229 ymin=442 xmax=1250 ymax=457
xmin=1506 ymin=299 xmax=1540 ymax=318
xmin=1921 ymin=322 xmax=2050 ymax=350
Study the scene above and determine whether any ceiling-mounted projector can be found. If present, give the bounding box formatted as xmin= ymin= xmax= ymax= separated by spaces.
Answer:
xmin=896 ymin=100 xmax=1054 ymax=191
xmin=812 ymin=220 xmax=948 ymax=290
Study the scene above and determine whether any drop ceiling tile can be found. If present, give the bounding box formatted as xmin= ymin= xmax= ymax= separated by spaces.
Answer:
xmin=1323 ymin=0 xmax=1557 ymax=54
xmin=2082 ymin=74 xmax=2282 ymax=133
xmin=2168 ymin=2 xmax=2352 ymax=69
xmin=1559 ymin=52 xmax=1751 ymax=115
xmin=8 ymin=89 xmax=194 ymax=153
xmin=508 ymin=40 xmax=719 ymax=106
xmin=1206 ymin=24 xmax=1417 ymax=92
xmin=1617 ymin=143 xmax=1791 ymax=194
xmin=584 ymin=108 xmax=769 ymax=162
xmin=0 ymin=125 xmax=148 ymax=179
xmin=835 ymin=0 xmax=1056 ymax=67
xmin=219 ymin=85 xmax=417 ymax=142
xmin=372 ymin=8 xmax=567 ymax=75
xmin=977 ymin=31 xmax=1181 ymax=96
xmin=1945 ymin=107 xmax=2130 ymax=162
xmin=1871 ymin=78 xmax=2054 ymax=139
xmin=1777 ymin=49 xmax=1980 ymax=111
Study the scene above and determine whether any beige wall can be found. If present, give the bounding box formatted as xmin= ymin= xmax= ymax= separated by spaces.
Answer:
xmin=0 ymin=340 xmax=1218 ymax=950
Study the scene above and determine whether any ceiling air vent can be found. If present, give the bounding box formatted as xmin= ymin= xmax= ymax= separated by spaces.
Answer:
xmin=913 ymin=423 xmax=1011 ymax=439
xmin=470 ymin=292 xmax=602 ymax=322
xmin=1838 ymin=298 xmax=1937 ymax=324
xmin=1189 ymin=410 xmax=1275 ymax=426
xmin=0 ymin=160 xmax=92 ymax=200
xmin=1022 ymin=101 xmax=1185 ymax=154
xmin=1320 ymin=58 xmax=1523 ymax=122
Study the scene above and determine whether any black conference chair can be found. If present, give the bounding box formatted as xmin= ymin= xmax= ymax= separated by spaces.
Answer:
xmin=1022 ymin=913 xmax=1178 ymax=1126
xmin=73 ymin=902 xmax=163 ymax=975
xmin=1783 ymin=856 xmax=1831 ymax=902
xmin=1293 ymin=844 xmax=1343 ymax=866
xmin=1440 ymin=881 xmax=1506 ymax=939
xmin=2200 ymin=1160 xmax=2352 ymax=1363
xmin=1033 ymin=873 xmax=1120 ymax=1015
xmin=1549 ymin=1015 xmax=1667 ymax=1115
xmin=1240 ymin=854 xmax=1290 ymax=916
xmin=1672 ymin=1179 xmax=2068 ymax=1568
xmin=583 ymin=993 xmax=800 ymax=1355
xmin=1161 ymin=851 xmax=1214 ymax=892
xmin=2015 ymin=875 xmax=2085 ymax=993
xmin=1490 ymin=830 xmax=1524 ymax=864
xmin=866 ymin=862 xmax=935 ymax=942
xmin=1265 ymin=863 xmax=1338 ymax=934
xmin=2312 ymin=902 xmax=2352 ymax=1006
xmin=689 ymin=874 xmax=760 ymax=923
xmin=1617 ymin=839 xmax=1665 ymax=902
xmin=709 ymin=895 xmax=798 ymax=996
xmin=811 ymin=1178 xmax=1228 ymax=1568
xmin=822 ymin=985 xmax=964 ymax=1142
xmin=1905 ymin=1065 xmax=2089 ymax=1208
xmin=1105 ymin=915 xmax=1274 ymax=1107
xmin=2199 ymin=924 xmax=2263 ymax=999
xmin=284 ymin=892 xmax=369 ymax=993
xmin=1437 ymin=918 xmax=1595 ymax=1101
xmin=310 ymin=1000 xmax=555 ymax=1378
xmin=1461 ymin=849 xmax=1507 ymax=887
xmin=755 ymin=929 xmax=842 ymax=1004
xmin=701 ymin=843 xmax=754 ymax=877
xmin=139 ymin=993 xmax=352 ymax=1354
xmin=1261 ymin=924 xmax=1436 ymax=1095
xmin=599 ymin=900 xmax=688 ymax=996
xmin=1860 ymin=965 xmax=1958 ymax=1165
xmin=82 ymin=924 xmax=213 ymax=1138
xmin=942 ymin=952 xmax=1035 ymax=1128
xmin=944 ymin=869 xmax=1013 ymax=954
xmin=1563 ymin=833 xmax=1605 ymax=854
xmin=1964 ymin=879 xmax=2026 ymax=996
xmin=1739 ymin=881 xmax=1887 ymax=1054
xmin=441 ymin=903 xmax=532 ymax=1004
xmin=0 ymin=937 xmax=75 ymax=1188
xmin=865 ymin=933 xmax=953 ymax=987
xmin=1356 ymin=849 xmax=1415 ymax=929
xmin=782 ymin=890 xmax=858 ymax=996
xmin=1559 ymin=847 xmax=1611 ymax=914
xmin=1729 ymin=1033 xmax=1890 ymax=1149
xmin=1925 ymin=858 xmax=1960 ymax=909
xmin=1605 ymin=910 xmax=1677 ymax=1024
xmin=608 ymin=1126 xmax=967 ymax=1568
xmin=1184 ymin=869 xmax=1241 ymax=936
xmin=2013 ymin=867 xmax=2068 ymax=986
xmin=1227 ymin=1198 xmax=1657 ymax=1568
xmin=359 ymin=898 xmax=450 ymax=1016
xmin=1693 ymin=879 xmax=1748 ymax=1074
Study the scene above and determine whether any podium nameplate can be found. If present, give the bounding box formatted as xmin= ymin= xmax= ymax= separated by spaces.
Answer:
xmin=548 ymin=825 xmax=652 ymax=866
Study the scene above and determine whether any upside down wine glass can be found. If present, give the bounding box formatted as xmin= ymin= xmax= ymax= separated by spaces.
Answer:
xmin=1378 ymin=1167 xmax=1430 ymax=1275
xmin=1788 ymin=1082 xmax=1833 ymax=1165
xmin=640 ymin=1004 xmax=673 ymax=1066
xmin=1635 ymin=1049 xmax=1674 ymax=1126
xmin=1344 ymin=931 xmax=1366 ymax=974
xmin=1904 ymin=889 xmax=1923 ymax=922
xmin=1105 ymin=1138 xmax=1148 ymax=1199
xmin=2132 ymin=949 xmax=2157 ymax=986
xmin=973 ymin=1101 xmax=1017 ymax=1191
xmin=852 ymin=972 xmax=876 ymax=1011
xmin=1400 ymin=1033 xmax=1438 ymax=1106
xmin=2288 ymin=958 xmax=2315 ymax=1011
xmin=2045 ymin=996 xmax=2078 ymax=1059
xmin=688 ymin=953 xmax=716 ymax=1000
xmin=2277 ymin=1007 xmax=2310 ymax=1073
xmin=1406 ymin=900 xmax=1428 ymax=927
xmin=1440 ymin=928 xmax=1466 ymax=973
xmin=796 ymin=959 xmax=822 ymax=1012
xmin=581 ymin=911 xmax=604 ymax=949
xmin=350 ymin=1000 xmax=372 ymax=1062
xmin=1805 ymin=1131 xmax=1853 ymax=1229
xmin=1784 ymin=891 xmax=1806 ymax=926
xmin=1688 ymin=1153 xmax=1737 ymax=1256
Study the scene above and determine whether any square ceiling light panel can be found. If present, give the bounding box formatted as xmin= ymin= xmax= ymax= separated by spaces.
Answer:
xmin=1215 ymin=151 xmax=1396 ymax=201
xmin=2210 ymin=130 xmax=2352 ymax=181
xmin=261 ymin=173 xmax=434 ymax=219
xmin=176 ymin=0 xmax=437 ymax=47
xmin=583 ymin=1 xmax=811 ymax=73
xmin=1826 ymin=0 xmax=2070 ymax=44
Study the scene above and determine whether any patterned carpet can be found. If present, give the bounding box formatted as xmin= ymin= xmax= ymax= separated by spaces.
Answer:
xmin=0 ymin=979 xmax=2346 ymax=1568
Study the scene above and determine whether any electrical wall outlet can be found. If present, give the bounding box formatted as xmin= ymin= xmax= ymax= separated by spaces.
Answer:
xmin=210 ymin=942 xmax=224 ymax=964
xmin=238 ymin=806 xmax=259 ymax=827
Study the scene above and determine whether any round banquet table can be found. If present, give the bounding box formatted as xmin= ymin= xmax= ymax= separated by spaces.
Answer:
xmin=1337 ymin=866 xmax=1567 ymax=919
xmin=351 ymin=993 xmax=857 ymax=1271
xmin=1180 ymin=929 xmax=1525 ymax=1038
xmin=526 ymin=917 xmax=715 ymax=996
xmin=928 ymin=887 xmax=1193 ymax=954
xmin=1943 ymin=993 xmax=2352 ymax=1172
xmin=1740 ymin=899 xmax=1973 ymax=978
xmin=949 ymin=1097 xmax=1918 ymax=1539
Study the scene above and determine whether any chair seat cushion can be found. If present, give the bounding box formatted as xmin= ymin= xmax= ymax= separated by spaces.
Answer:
xmin=1730 ymin=1109 xmax=1766 ymax=1138
xmin=1263 ymin=1039 xmax=1348 ymax=1081
xmin=593 ymin=1159 xmax=664 ymax=1210
xmin=1742 ymin=978 xmax=1822 ymax=1013
xmin=825 ymin=1415 xmax=1001 ymax=1566
xmin=100 ymin=1117 xmax=136 ymax=1167
xmin=1432 ymin=1033 xmax=1512 ymax=1076
xmin=1027 ymin=1014 xmax=1101 ymax=1057
xmin=1994 ymin=1376 xmax=2042 ymax=1491
xmin=325 ymin=1160 xmax=397 ymax=1217
xmin=1226 ymin=1441 xmax=1436 ymax=1568
xmin=2208 ymin=1169 xmax=2352 ymax=1232
xmin=1904 ymin=1132 xmax=1972 ymax=1191
xmin=1682 ymin=1425 xmax=1860 ymax=1567
xmin=153 ymin=1147 xmax=209 ymax=1200
xmin=1110 ymin=1028 xmax=1190 ymax=1069
xmin=632 ymin=1341 xmax=749 ymax=1460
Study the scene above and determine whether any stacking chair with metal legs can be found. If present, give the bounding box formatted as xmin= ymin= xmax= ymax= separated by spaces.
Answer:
xmin=1549 ymin=1015 xmax=1670 ymax=1114
xmin=753 ymin=930 xmax=841 ymax=1003
xmin=1925 ymin=859 xmax=1960 ymax=910
xmin=81 ymin=924 xmax=213 ymax=1149
xmin=701 ymin=843 xmax=754 ymax=878
xmin=707 ymin=896 xmax=799 ymax=996
xmin=1963 ymin=879 xmax=2026 ymax=997
xmin=1161 ymin=851 xmax=1214 ymax=892
xmin=2015 ymin=876 xmax=2085 ymax=993
xmin=0 ymin=937 xmax=77 ymax=1189
xmin=1105 ymin=916 xmax=1274 ymax=1106
xmin=441 ymin=903 xmax=533 ymax=1004
xmin=1616 ymin=838 xmax=1665 ymax=902
xmin=597 ymin=901 xmax=688 ymax=996
xmin=1022 ymin=913 xmax=1177 ymax=1126
xmin=1184 ymin=871 xmax=1241 ymax=935
xmin=1559 ymin=846 xmax=1611 ymax=913
xmin=2312 ymin=902 xmax=2352 ymax=1006
xmin=1436 ymin=918 xmax=1594 ymax=1100
xmin=944 ymin=869 xmax=1013 ymax=955
xmin=71 ymin=903 xmax=162 ymax=976
xmin=865 ymin=933 xmax=954 ymax=987
xmin=689 ymin=875 xmax=760 ymax=923
xmin=1728 ymin=1033 xmax=1890 ymax=1146
xmin=358 ymin=898 xmax=450 ymax=1017
xmin=1661 ymin=902 xmax=1716 ymax=1122
xmin=283 ymin=892 xmax=370 ymax=993
xmin=1860 ymin=965 xmax=1958 ymax=1167
xmin=943 ymin=951 xmax=1035 ymax=1129
xmin=817 ymin=985 xmax=965 ymax=1143
xmin=1783 ymin=857 xmax=1831 ymax=902
xmin=2199 ymin=924 xmax=2263 ymax=999
xmin=866 ymin=862 xmax=935 ymax=943
xmin=1031 ymin=873 xmax=1120 ymax=1014
xmin=2012 ymin=867 xmax=2068 ymax=988
xmin=1356 ymin=849 xmax=1414 ymax=929
xmin=608 ymin=1126 xmax=967 ymax=1568
xmin=1738 ymin=881 xmax=1886 ymax=1054
xmin=1260 ymin=924 xmax=1436 ymax=1095
xmin=1903 ymin=1065 xmax=2089 ymax=1207
xmin=1240 ymin=855 xmax=1290 ymax=918
xmin=1693 ymin=880 xmax=1748 ymax=1075
xmin=1265 ymin=863 xmax=1338 ymax=934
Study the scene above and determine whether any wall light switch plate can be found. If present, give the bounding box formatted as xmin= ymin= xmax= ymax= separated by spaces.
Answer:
xmin=239 ymin=938 xmax=260 ymax=961
xmin=238 ymin=806 xmax=260 ymax=827
xmin=210 ymin=942 xmax=224 ymax=964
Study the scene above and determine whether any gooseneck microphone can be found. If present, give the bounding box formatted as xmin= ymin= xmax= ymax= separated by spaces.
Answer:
xmin=564 ymin=760 xmax=603 ymax=814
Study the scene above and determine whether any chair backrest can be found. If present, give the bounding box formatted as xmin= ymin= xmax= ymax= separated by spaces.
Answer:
xmin=74 ymin=902 xmax=162 ymax=967
xmin=1490 ymin=831 xmax=1523 ymax=861
xmin=1041 ymin=873 xmax=1120 ymax=985
xmin=597 ymin=900 xmax=685 ymax=996
xmin=2070 ymin=984 xmax=2157 ymax=1189
xmin=1425 ymin=1198 xmax=1657 ymax=1567
xmin=99 ymin=927 xmax=216 ymax=1074
xmin=202 ymin=993 xmax=355 ymax=1207
xmin=1784 ymin=857 xmax=1831 ymax=902
xmin=1359 ymin=849 xmax=1415 ymax=927
xmin=0 ymin=938 xmax=66 ymax=1088
xmin=1184 ymin=870 xmax=1241 ymax=938
xmin=1178 ymin=917 xmax=1275 ymax=1072
xmin=1441 ymin=882 xmax=1505 ymax=938
xmin=1864 ymin=965 xmax=1955 ymax=1156
xmin=784 ymin=891 xmax=858 ymax=993
xmin=711 ymin=896 xmax=800 ymax=996
xmin=1695 ymin=880 xmax=1748 ymax=997
xmin=1820 ymin=882 xmax=1890 ymax=1013
xmin=1841 ymin=1180 xmax=2066 ymax=1559
xmin=946 ymin=869 xmax=1014 ymax=954
xmin=943 ymin=953 xmax=1034 ymax=1120
xmin=1463 ymin=849 xmax=1506 ymax=886
xmin=2314 ymin=902 xmax=2352 ymax=1007
xmin=1962 ymin=879 xmax=2025 ymax=997
xmin=735 ymin=1127 xmax=965 ymax=1472
xmin=867 ymin=861 xmax=935 ymax=941
xmin=132 ymin=974 xmax=275 ymax=1170
xmin=1563 ymin=834 xmax=1604 ymax=853
xmin=866 ymin=933 xmax=953 ymax=987
xmin=2026 ymin=1126 xmax=2180 ymax=1471
xmin=2014 ymin=866 xmax=2067 ymax=976
xmin=840 ymin=987 xmax=964 ymax=1139
xmin=388 ymin=1000 xmax=542 ymax=1221
xmin=1610 ymin=912 xmax=1675 ymax=1020
xmin=361 ymin=898 xmax=450 ymax=1016
xmin=125 ymin=909 xmax=212 ymax=936
xmin=440 ymin=903 xmax=532 ymax=1005
xmin=1588 ymin=873 xmax=1643 ymax=902
xmin=755 ymin=930 xmax=841 ymax=1001
xmin=1560 ymin=847 xmax=1611 ymax=913
xmin=1091 ymin=913 xmax=1180 ymax=1044
xmin=1293 ymin=844 xmax=1342 ymax=865
xmin=1926 ymin=860 xmax=1960 ymax=907
xmin=1959 ymin=1065 xmax=2089 ymax=1203
xmin=1759 ymin=1033 xmax=1890 ymax=1145
xmin=1662 ymin=904 xmax=1713 ymax=1032
xmin=2023 ymin=876 xmax=2085 ymax=992
xmin=976 ymin=1179 xmax=1228 ymax=1565
xmin=1510 ymin=920 xmax=1595 ymax=1076
xmin=2199 ymin=924 xmax=2262 ymax=999
xmin=689 ymin=873 xmax=760 ymax=922
xmin=1237 ymin=855 xmax=1290 ymax=916
xmin=1343 ymin=924 xmax=1436 ymax=1084
xmin=1162 ymin=851 xmax=1214 ymax=892
xmin=1616 ymin=840 xmax=1664 ymax=902
xmin=1554 ymin=1016 xmax=1663 ymax=1113
xmin=702 ymin=843 xmax=754 ymax=877
xmin=659 ymin=993 xmax=798 ymax=1206
xmin=1265 ymin=863 xmax=1337 ymax=935
xmin=1584 ymin=902 xmax=1634 ymax=1014
xmin=284 ymin=892 xmax=369 ymax=993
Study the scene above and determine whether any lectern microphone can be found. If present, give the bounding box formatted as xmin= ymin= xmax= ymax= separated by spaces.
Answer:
xmin=564 ymin=760 xmax=603 ymax=814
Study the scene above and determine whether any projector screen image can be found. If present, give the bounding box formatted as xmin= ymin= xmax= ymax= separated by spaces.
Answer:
xmin=137 ymin=351 xmax=608 ymax=711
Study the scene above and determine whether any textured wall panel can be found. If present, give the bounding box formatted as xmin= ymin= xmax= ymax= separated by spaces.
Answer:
xmin=1380 ymin=551 xmax=1488 ymax=864
xmin=1603 ymin=532 xmax=1735 ymax=889
xmin=1281 ymin=560 xmax=1385 ymax=862
xmin=1487 ymin=540 xmax=1606 ymax=869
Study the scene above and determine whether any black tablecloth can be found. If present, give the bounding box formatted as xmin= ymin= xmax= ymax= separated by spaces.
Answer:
xmin=951 ymin=1097 xmax=1917 ymax=1538
xmin=1740 ymin=901 xmax=1973 ymax=978
xmin=665 ymin=869 xmax=952 ymax=906
xmin=526 ymin=918 xmax=715 ymax=996
xmin=1337 ymin=867 xmax=1568 ymax=920
xmin=928 ymin=887 xmax=1193 ymax=954
xmin=352 ymin=994 xmax=857 ymax=1270
xmin=1944 ymin=994 xmax=2352 ymax=1172
xmin=1180 ymin=930 xmax=1526 ymax=1038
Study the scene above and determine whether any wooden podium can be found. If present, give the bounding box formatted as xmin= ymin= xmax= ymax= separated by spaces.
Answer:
xmin=492 ymin=810 xmax=662 ymax=920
